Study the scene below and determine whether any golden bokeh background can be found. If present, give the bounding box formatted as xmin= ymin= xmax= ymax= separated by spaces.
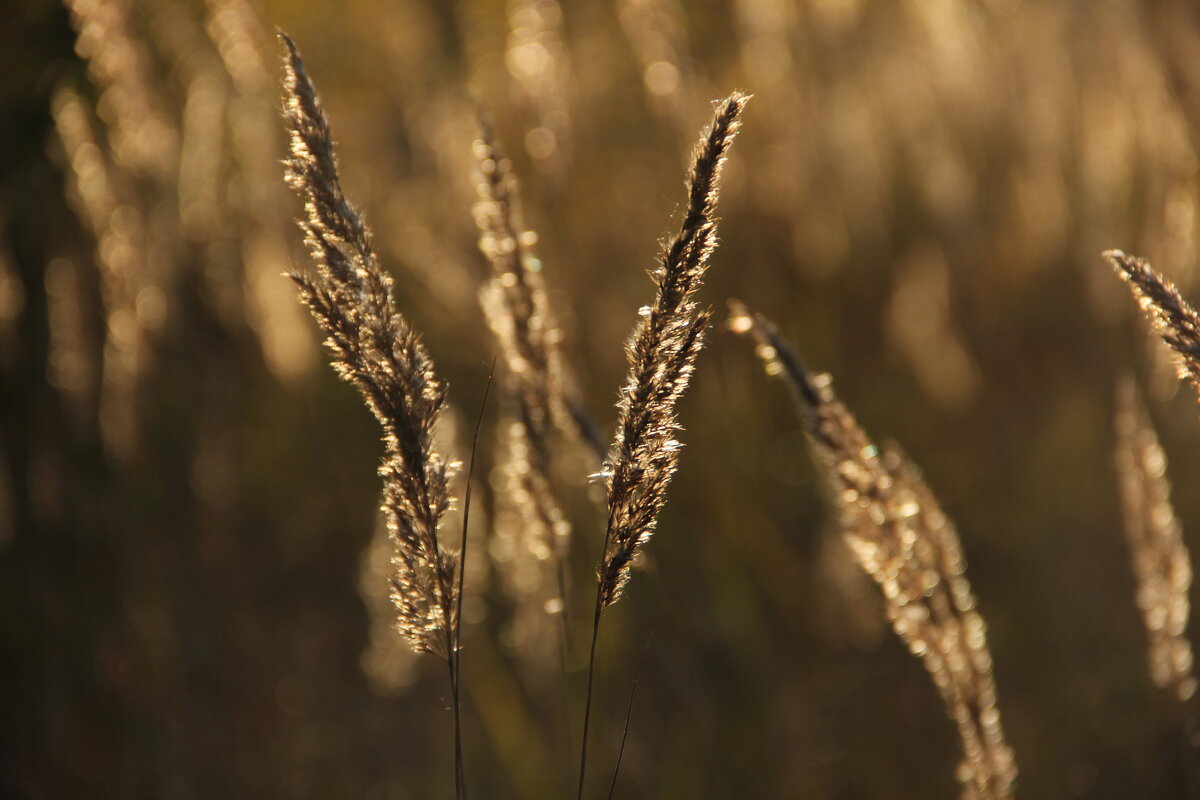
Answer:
xmin=5 ymin=0 xmax=1200 ymax=797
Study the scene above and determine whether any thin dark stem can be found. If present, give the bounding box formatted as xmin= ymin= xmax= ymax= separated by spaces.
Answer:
xmin=450 ymin=359 xmax=495 ymax=800
xmin=436 ymin=516 xmax=464 ymax=800
xmin=456 ymin=359 xmax=495 ymax=658
xmin=447 ymin=659 xmax=465 ymax=800
xmin=607 ymin=632 xmax=652 ymax=800
xmin=580 ymin=483 xmax=622 ymax=800
xmin=577 ymin=597 xmax=604 ymax=800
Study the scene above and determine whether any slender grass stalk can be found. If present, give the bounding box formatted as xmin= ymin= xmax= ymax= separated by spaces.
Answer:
xmin=729 ymin=300 xmax=1017 ymax=800
xmin=577 ymin=91 xmax=748 ymax=800
xmin=577 ymin=602 xmax=603 ymax=800
xmin=279 ymin=31 xmax=466 ymax=798
xmin=449 ymin=360 xmax=495 ymax=800
xmin=1106 ymin=250 xmax=1200 ymax=401
xmin=607 ymin=633 xmax=652 ymax=800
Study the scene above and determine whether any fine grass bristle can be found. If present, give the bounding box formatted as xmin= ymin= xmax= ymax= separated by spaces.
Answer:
xmin=1105 ymin=250 xmax=1200 ymax=401
xmin=729 ymin=300 xmax=1018 ymax=800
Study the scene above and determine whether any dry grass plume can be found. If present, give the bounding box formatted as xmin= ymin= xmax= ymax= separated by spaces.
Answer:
xmin=729 ymin=300 xmax=1018 ymax=800
xmin=1106 ymin=250 xmax=1200 ymax=401
xmin=577 ymin=90 xmax=748 ymax=799
xmin=281 ymin=33 xmax=461 ymax=662
xmin=280 ymin=31 xmax=473 ymax=796
xmin=596 ymin=91 xmax=749 ymax=610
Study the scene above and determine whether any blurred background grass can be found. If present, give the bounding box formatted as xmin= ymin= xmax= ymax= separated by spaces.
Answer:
xmin=4 ymin=0 xmax=1200 ymax=797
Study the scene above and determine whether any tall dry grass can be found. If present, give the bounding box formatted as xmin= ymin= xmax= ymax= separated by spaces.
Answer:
xmin=282 ymin=33 xmax=461 ymax=666
xmin=579 ymin=90 xmax=747 ymax=797
xmin=280 ymin=33 xmax=470 ymax=795
xmin=278 ymin=31 xmax=753 ymax=800
xmin=729 ymin=301 xmax=1017 ymax=800
xmin=1107 ymin=252 xmax=1200 ymax=787
xmin=1107 ymin=251 xmax=1200 ymax=401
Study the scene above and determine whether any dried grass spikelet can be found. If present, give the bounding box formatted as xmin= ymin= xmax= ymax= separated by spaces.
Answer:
xmin=280 ymin=33 xmax=459 ymax=660
xmin=1114 ymin=377 xmax=1197 ymax=703
xmin=359 ymin=517 xmax=421 ymax=693
xmin=577 ymin=91 xmax=748 ymax=800
xmin=361 ymin=405 xmax=489 ymax=692
xmin=1106 ymin=250 xmax=1200 ymax=401
xmin=473 ymin=120 xmax=574 ymax=662
xmin=60 ymin=0 xmax=163 ymax=458
xmin=597 ymin=91 xmax=749 ymax=610
xmin=729 ymin=301 xmax=1017 ymax=800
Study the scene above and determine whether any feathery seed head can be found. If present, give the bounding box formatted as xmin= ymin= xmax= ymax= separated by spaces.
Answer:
xmin=598 ymin=93 xmax=747 ymax=610
xmin=280 ymin=32 xmax=458 ymax=660
xmin=731 ymin=301 xmax=1017 ymax=800
xmin=1105 ymin=249 xmax=1200 ymax=401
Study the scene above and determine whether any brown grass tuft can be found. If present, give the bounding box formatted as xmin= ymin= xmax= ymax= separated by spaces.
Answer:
xmin=280 ymin=31 xmax=460 ymax=663
xmin=596 ymin=91 xmax=749 ymax=610
xmin=1105 ymin=250 xmax=1200 ymax=401
xmin=729 ymin=300 xmax=1018 ymax=800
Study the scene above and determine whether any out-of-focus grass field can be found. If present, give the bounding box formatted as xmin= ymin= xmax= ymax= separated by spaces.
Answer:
xmin=5 ymin=0 xmax=1200 ymax=797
